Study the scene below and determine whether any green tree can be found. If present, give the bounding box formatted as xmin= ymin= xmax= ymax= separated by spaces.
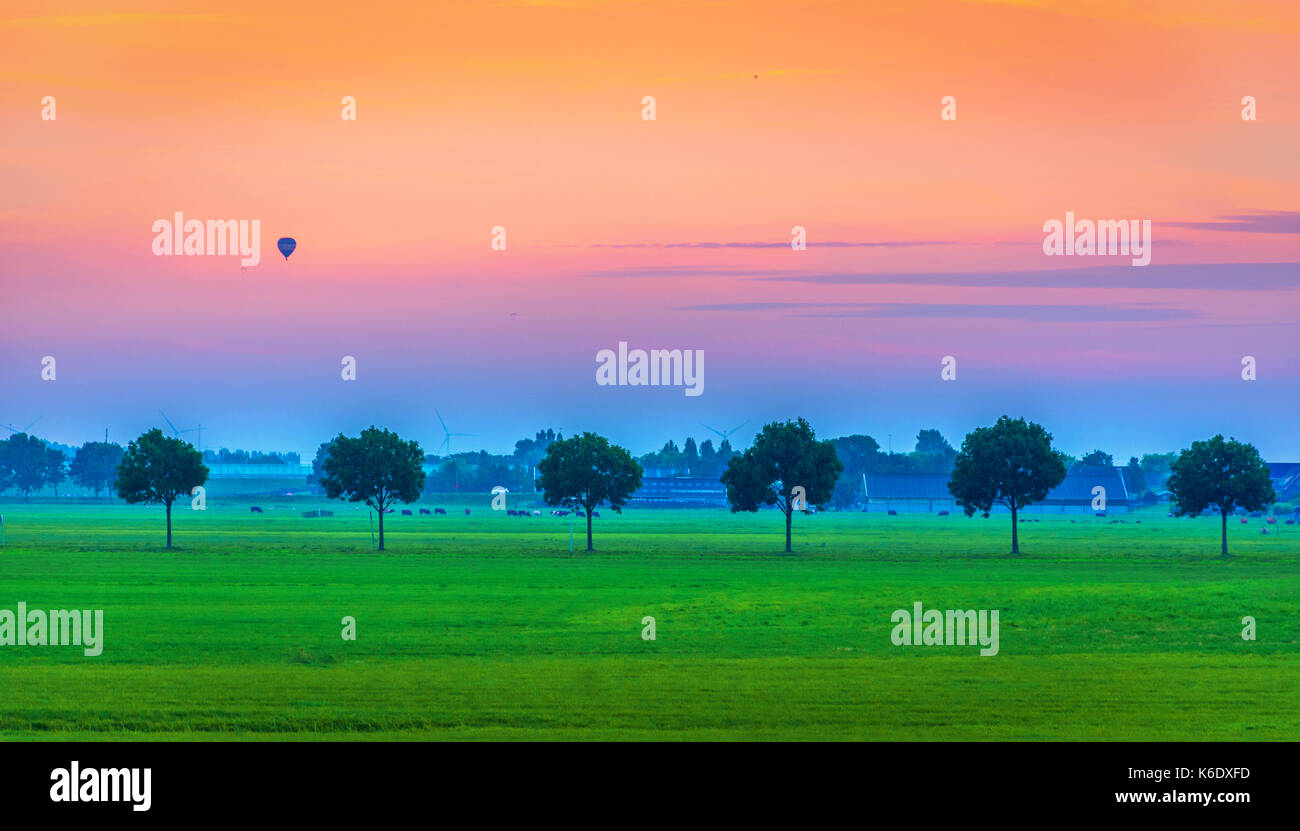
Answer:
xmin=319 ymin=427 xmax=426 ymax=551
xmin=721 ymin=418 xmax=843 ymax=552
xmin=1077 ymin=449 xmax=1113 ymax=468
xmin=43 ymin=447 xmax=67 ymax=499
xmin=537 ymin=432 xmax=643 ymax=551
xmin=683 ymin=437 xmax=699 ymax=475
xmin=828 ymin=434 xmax=882 ymax=508
xmin=1125 ymin=456 xmax=1147 ymax=495
xmin=115 ymin=429 xmax=209 ymax=548
xmin=1140 ymin=452 xmax=1177 ymax=490
xmin=947 ymin=416 xmax=1067 ymax=554
xmin=307 ymin=441 xmax=331 ymax=487
xmin=3 ymin=433 xmax=48 ymax=501
xmin=1167 ymin=435 xmax=1275 ymax=557
xmin=70 ymin=441 xmax=125 ymax=498
xmin=699 ymin=439 xmax=718 ymax=478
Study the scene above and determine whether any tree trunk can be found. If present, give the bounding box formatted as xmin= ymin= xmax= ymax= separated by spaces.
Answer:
xmin=378 ymin=505 xmax=385 ymax=551
xmin=1010 ymin=505 xmax=1019 ymax=554
xmin=785 ymin=507 xmax=793 ymax=553
xmin=586 ymin=508 xmax=594 ymax=551
xmin=1221 ymin=510 xmax=1229 ymax=557
xmin=166 ymin=500 xmax=173 ymax=549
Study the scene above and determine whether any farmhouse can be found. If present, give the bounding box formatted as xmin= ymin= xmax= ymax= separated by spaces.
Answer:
xmin=863 ymin=465 xmax=1134 ymax=515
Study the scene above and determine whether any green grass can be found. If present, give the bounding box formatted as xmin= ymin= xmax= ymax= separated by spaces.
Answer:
xmin=0 ymin=500 xmax=1296 ymax=740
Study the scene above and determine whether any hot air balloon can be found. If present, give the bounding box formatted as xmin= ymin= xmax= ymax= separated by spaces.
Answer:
xmin=276 ymin=237 xmax=297 ymax=260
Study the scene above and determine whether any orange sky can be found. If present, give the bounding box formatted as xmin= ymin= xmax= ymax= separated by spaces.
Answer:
xmin=2 ymin=0 xmax=1298 ymax=457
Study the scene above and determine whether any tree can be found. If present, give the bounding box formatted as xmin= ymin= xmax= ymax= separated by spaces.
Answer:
xmin=1140 ymin=452 xmax=1177 ymax=490
xmin=1125 ymin=456 xmax=1147 ymax=495
xmin=319 ymin=427 xmax=425 ymax=551
xmin=683 ymin=437 xmax=699 ymax=475
xmin=721 ymin=418 xmax=843 ymax=552
xmin=699 ymin=439 xmax=718 ymax=478
xmin=1167 ymin=435 xmax=1275 ymax=557
xmin=115 ymin=429 xmax=209 ymax=548
xmin=70 ymin=441 xmax=125 ymax=498
xmin=828 ymin=434 xmax=882 ymax=508
xmin=947 ymin=416 xmax=1067 ymax=554
xmin=3 ymin=433 xmax=48 ymax=501
xmin=1077 ymin=449 xmax=1113 ymax=468
xmin=43 ymin=447 xmax=67 ymax=499
xmin=307 ymin=441 xmax=332 ymax=488
xmin=537 ymin=432 xmax=643 ymax=551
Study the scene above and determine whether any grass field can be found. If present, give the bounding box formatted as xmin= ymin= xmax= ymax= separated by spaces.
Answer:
xmin=1 ymin=499 xmax=1297 ymax=740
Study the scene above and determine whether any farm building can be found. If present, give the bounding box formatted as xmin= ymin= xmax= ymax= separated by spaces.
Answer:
xmin=1266 ymin=463 xmax=1300 ymax=501
xmin=631 ymin=476 xmax=728 ymax=507
xmin=862 ymin=465 xmax=1134 ymax=514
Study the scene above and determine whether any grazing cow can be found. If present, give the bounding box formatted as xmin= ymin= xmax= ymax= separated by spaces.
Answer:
xmin=1266 ymin=517 xmax=1277 ymax=525
xmin=401 ymin=509 xmax=413 ymax=516
xmin=507 ymin=509 xmax=518 ymax=516
xmin=591 ymin=511 xmax=600 ymax=518
xmin=250 ymin=506 xmax=263 ymax=514
xmin=887 ymin=510 xmax=898 ymax=516
xmin=937 ymin=510 xmax=949 ymax=517
xmin=1286 ymin=519 xmax=1295 ymax=525
xmin=533 ymin=510 xmax=541 ymax=516
xmin=1241 ymin=518 xmax=1249 ymax=524
xmin=419 ymin=508 xmax=431 ymax=516
xmin=465 ymin=508 xmax=471 ymax=515
xmin=434 ymin=508 xmax=446 ymax=515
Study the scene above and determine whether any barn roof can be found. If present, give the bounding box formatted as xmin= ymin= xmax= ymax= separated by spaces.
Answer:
xmin=864 ymin=466 xmax=1130 ymax=502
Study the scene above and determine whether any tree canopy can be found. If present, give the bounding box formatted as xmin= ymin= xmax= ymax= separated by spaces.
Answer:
xmin=115 ymin=428 xmax=209 ymax=548
xmin=70 ymin=441 xmax=125 ymax=498
xmin=537 ymin=432 xmax=643 ymax=551
xmin=319 ymin=426 xmax=426 ymax=551
xmin=721 ymin=418 xmax=842 ymax=552
xmin=947 ymin=416 xmax=1067 ymax=554
xmin=1167 ymin=435 xmax=1275 ymax=557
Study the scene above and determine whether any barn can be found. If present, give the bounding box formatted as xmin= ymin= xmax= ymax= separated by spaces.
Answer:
xmin=1266 ymin=462 xmax=1300 ymax=501
xmin=630 ymin=476 xmax=728 ymax=507
xmin=862 ymin=465 xmax=1134 ymax=515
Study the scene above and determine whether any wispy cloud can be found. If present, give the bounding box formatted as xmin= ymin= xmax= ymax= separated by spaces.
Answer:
xmin=0 ymin=13 xmax=237 ymax=28
xmin=585 ymin=240 xmax=955 ymax=249
xmin=676 ymin=301 xmax=1199 ymax=323
xmin=751 ymin=262 xmax=1300 ymax=291
xmin=1167 ymin=211 xmax=1300 ymax=234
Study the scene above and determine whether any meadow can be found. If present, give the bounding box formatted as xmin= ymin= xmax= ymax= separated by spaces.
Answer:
xmin=0 ymin=498 xmax=1297 ymax=740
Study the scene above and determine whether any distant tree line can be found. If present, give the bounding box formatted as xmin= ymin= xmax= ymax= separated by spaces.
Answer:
xmin=203 ymin=448 xmax=301 ymax=465
xmin=0 ymin=420 xmax=1281 ymax=559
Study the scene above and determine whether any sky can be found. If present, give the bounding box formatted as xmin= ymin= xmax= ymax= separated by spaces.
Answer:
xmin=2 ymin=0 xmax=1298 ymax=461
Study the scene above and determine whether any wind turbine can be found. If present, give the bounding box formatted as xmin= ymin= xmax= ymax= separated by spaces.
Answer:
xmin=434 ymin=408 xmax=477 ymax=457
xmin=2 ymin=415 xmax=43 ymax=435
xmin=159 ymin=409 xmax=203 ymax=449
xmin=701 ymin=420 xmax=750 ymax=443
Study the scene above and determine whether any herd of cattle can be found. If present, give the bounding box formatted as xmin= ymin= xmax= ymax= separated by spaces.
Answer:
xmin=248 ymin=505 xmax=599 ymax=519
